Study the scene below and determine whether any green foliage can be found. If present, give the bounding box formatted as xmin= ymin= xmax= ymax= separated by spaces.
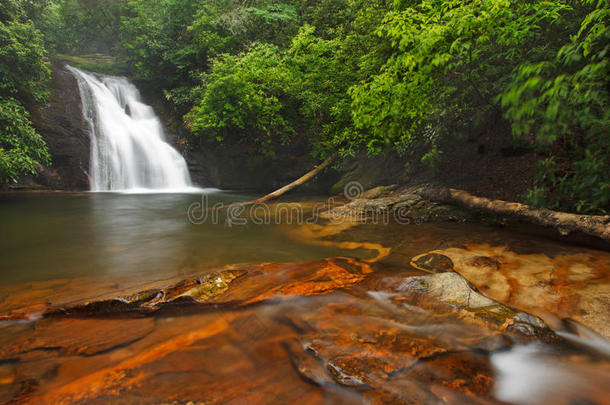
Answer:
xmin=186 ymin=43 xmax=295 ymax=157
xmin=244 ymin=3 xmax=298 ymax=44
xmin=502 ymin=0 xmax=610 ymax=213
xmin=348 ymin=0 xmax=609 ymax=213
xmin=5 ymin=0 xmax=606 ymax=212
xmin=121 ymin=0 xmax=300 ymax=91
xmin=0 ymin=97 xmax=51 ymax=182
xmin=186 ymin=24 xmax=365 ymax=158
xmin=298 ymin=0 xmax=353 ymax=37
xmin=351 ymin=0 xmax=570 ymax=155
xmin=120 ymin=0 xmax=202 ymax=84
xmin=0 ymin=1 xmax=51 ymax=184
xmin=0 ymin=0 xmax=24 ymax=22
xmin=0 ymin=18 xmax=50 ymax=103
xmin=285 ymin=25 xmax=360 ymax=157
xmin=185 ymin=1 xmax=390 ymax=158
xmin=38 ymin=0 xmax=122 ymax=55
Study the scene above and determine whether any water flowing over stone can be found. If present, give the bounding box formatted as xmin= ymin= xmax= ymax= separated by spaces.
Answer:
xmin=68 ymin=66 xmax=195 ymax=192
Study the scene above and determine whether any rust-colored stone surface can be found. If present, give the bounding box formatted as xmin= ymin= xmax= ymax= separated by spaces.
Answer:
xmin=0 ymin=317 xmax=155 ymax=358
xmin=411 ymin=244 xmax=610 ymax=338
xmin=0 ymin=257 xmax=607 ymax=404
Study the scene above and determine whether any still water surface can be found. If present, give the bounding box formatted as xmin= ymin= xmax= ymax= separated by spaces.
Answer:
xmin=0 ymin=191 xmax=363 ymax=284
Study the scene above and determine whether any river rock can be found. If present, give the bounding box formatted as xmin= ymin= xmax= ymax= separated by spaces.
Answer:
xmin=274 ymin=275 xmax=526 ymax=403
xmin=0 ymin=257 xmax=576 ymax=404
xmin=384 ymin=271 xmax=554 ymax=342
xmin=0 ymin=317 xmax=155 ymax=360
xmin=361 ymin=185 xmax=398 ymax=199
xmin=39 ymin=258 xmax=372 ymax=316
xmin=326 ymin=185 xmax=471 ymax=224
xmin=410 ymin=252 xmax=455 ymax=273
xmin=414 ymin=244 xmax=610 ymax=338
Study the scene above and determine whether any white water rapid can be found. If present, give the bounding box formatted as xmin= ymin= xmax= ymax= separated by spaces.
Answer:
xmin=68 ymin=66 xmax=197 ymax=192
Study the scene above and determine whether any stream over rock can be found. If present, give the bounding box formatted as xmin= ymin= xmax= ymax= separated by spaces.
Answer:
xmin=0 ymin=255 xmax=606 ymax=404
xmin=68 ymin=66 xmax=196 ymax=192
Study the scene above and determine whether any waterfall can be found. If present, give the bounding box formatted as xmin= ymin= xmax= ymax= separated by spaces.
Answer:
xmin=68 ymin=66 xmax=196 ymax=192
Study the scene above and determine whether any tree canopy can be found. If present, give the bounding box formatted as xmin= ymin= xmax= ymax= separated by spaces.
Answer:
xmin=1 ymin=0 xmax=608 ymax=212
xmin=0 ymin=0 xmax=51 ymax=183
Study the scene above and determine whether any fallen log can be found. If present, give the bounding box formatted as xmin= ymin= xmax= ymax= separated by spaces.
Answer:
xmin=248 ymin=152 xmax=337 ymax=204
xmin=419 ymin=187 xmax=610 ymax=242
xmin=187 ymin=153 xmax=337 ymax=218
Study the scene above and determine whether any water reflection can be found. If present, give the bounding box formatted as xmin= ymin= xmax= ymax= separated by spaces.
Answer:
xmin=0 ymin=193 xmax=359 ymax=284
xmin=88 ymin=193 xmax=192 ymax=277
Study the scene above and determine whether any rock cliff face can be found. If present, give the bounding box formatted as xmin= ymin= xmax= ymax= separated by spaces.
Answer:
xmin=24 ymin=61 xmax=90 ymax=190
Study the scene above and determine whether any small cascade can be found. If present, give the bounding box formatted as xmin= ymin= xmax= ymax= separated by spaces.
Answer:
xmin=68 ymin=66 xmax=196 ymax=192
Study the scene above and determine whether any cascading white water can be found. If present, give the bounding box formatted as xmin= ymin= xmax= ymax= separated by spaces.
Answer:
xmin=68 ymin=66 xmax=196 ymax=192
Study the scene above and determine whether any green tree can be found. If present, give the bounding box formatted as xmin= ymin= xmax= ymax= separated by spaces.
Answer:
xmin=502 ymin=0 xmax=610 ymax=213
xmin=120 ymin=0 xmax=202 ymax=84
xmin=38 ymin=0 xmax=123 ymax=55
xmin=350 ymin=0 xmax=570 ymax=156
xmin=121 ymin=0 xmax=299 ymax=100
xmin=185 ymin=2 xmax=389 ymax=159
xmin=185 ymin=43 xmax=296 ymax=157
xmin=0 ymin=98 xmax=50 ymax=183
xmin=284 ymin=25 xmax=360 ymax=157
xmin=0 ymin=0 xmax=51 ymax=183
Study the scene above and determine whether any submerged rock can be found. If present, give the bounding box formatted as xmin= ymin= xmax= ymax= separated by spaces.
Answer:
xmin=396 ymin=272 xmax=498 ymax=309
xmin=411 ymin=253 xmax=455 ymax=273
xmin=276 ymin=271 xmax=533 ymax=403
xmin=148 ymin=269 xmax=247 ymax=305
xmin=413 ymin=244 xmax=610 ymax=339
xmin=386 ymin=271 xmax=555 ymax=342
xmin=0 ymin=317 xmax=155 ymax=360
xmin=40 ymin=258 xmax=372 ymax=316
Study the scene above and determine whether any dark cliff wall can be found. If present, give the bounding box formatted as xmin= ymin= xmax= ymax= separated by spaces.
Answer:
xmin=19 ymin=62 xmax=90 ymax=190
xmin=194 ymin=141 xmax=340 ymax=192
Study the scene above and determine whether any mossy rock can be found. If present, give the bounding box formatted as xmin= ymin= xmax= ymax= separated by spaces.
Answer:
xmin=175 ymin=270 xmax=247 ymax=303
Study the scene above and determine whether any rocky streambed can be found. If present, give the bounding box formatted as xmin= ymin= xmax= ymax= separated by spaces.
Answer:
xmin=0 ymin=192 xmax=609 ymax=404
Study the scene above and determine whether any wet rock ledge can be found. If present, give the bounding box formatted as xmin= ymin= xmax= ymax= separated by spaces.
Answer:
xmin=1 ymin=255 xmax=601 ymax=405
